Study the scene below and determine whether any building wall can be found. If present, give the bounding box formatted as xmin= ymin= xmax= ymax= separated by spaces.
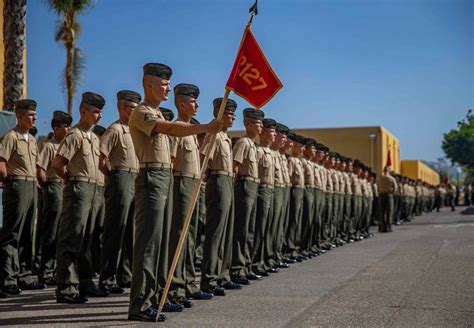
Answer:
xmin=294 ymin=126 xmax=400 ymax=176
xmin=401 ymin=160 xmax=440 ymax=185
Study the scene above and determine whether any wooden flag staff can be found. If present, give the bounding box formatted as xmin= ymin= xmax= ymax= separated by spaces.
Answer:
xmin=156 ymin=88 xmax=231 ymax=321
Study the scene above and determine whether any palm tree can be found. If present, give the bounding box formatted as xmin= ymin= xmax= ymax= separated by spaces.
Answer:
xmin=3 ymin=0 xmax=27 ymax=111
xmin=44 ymin=0 xmax=94 ymax=115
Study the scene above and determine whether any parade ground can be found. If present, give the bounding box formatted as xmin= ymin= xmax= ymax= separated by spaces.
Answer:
xmin=0 ymin=207 xmax=473 ymax=327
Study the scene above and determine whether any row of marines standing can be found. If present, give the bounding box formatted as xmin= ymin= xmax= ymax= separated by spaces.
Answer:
xmin=0 ymin=62 xmax=438 ymax=322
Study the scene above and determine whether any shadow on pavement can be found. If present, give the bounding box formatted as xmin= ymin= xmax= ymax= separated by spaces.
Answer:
xmin=460 ymin=207 xmax=474 ymax=215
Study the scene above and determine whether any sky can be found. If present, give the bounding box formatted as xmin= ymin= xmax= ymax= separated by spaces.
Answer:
xmin=25 ymin=0 xmax=473 ymax=162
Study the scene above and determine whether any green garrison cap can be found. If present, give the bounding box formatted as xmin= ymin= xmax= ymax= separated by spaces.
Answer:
xmin=190 ymin=117 xmax=200 ymax=125
xmin=287 ymin=130 xmax=296 ymax=140
xmin=160 ymin=107 xmax=174 ymax=121
xmin=92 ymin=124 xmax=106 ymax=136
xmin=52 ymin=110 xmax=73 ymax=125
xmin=174 ymin=83 xmax=200 ymax=98
xmin=243 ymin=108 xmax=264 ymax=121
xmin=117 ymin=90 xmax=141 ymax=103
xmin=143 ymin=63 xmax=172 ymax=79
xmin=275 ymin=123 xmax=289 ymax=135
xmin=294 ymin=135 xmax=307 ymax=145
xmin=262 ymin=118 xmax=277 ymax=129
xmin=82 ymin=92 xmax=105 ymax=110
xmin=213 ymin=97 xmax=237 ymax=117
xmin=14 ymin=99 xmax=37 ymax=111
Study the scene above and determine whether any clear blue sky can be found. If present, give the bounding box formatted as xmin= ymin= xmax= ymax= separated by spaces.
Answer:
xmin=26 ymin=0 xmax=472 ymax=162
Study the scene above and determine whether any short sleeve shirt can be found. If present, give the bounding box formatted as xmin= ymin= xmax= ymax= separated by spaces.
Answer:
xmin=257 ymin=145 xmax=274 ymax=186
xmin=302 ymin=158 xmax=315 ymax=187
xmin=56 ymin=125 xmax=100 ymax=180
xmin=201 ymin=131 xmax=233 ymax=174
xmin=128 ymin=103 xmax=171 ymax=164
xmin=233 ymin=137 xmax=259 ymax=178
xmin=0 ymin=127 xmax=38 ymax=177
xmin=100 ymin=121 xmax=139 ymax=171
xmin=170 ymin=119 xmax=200 ymax=176
xmin=272 ymin=150 xmax=284 ymax=186
xmin=288 ymin=156 xmax=304 ymax=187
xmin=37 ymin=138 xmax=61 ymax=180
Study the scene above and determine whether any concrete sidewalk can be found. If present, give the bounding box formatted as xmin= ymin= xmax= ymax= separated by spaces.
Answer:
xmin=0 ymin=207 xmax=473 ymax=327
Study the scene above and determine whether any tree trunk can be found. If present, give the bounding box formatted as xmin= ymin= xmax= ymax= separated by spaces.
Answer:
xmin=66 ymin=46 xmax=73 ymax=115
xmin=3 ymin=0 xmax=27 ymax=111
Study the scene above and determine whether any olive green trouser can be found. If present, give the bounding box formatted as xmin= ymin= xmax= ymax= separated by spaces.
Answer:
xmin=169 ymin=176 xmax=200 ymax=299
xmin=91 ymin=185 xmax=105 ymax=275
xmin=267 ymin=187 xmax=284 ymax=267
xmin=99 ymin=171 xmax=136 ymax=287
xmin=379 ymin=193 xmax=393 ymax=232
xmin=194 ymin=187 xmax=206 ymax=266
xmin=251 ymin=186 xmax=273 ymax=272
xmin=278 ymin=187 xmax=291 ymax=260
xmin=33 ymin=187 xmax=43 ymax=274
xmin=343 ymin=194 xmax=352 ymax=241
xmin=365 ymin=198 xmax=373 ymax=234
xmin=55 ymin=181 xmax=99 ymax=296
xmin=321 ymin=192 xmax=333 ymax=246
xmin=38 ymin=181 xmax=63 ymax=280
xmin=353 ymin=195 xmax=362 ymax=238
xmin=310 ymin=189 xmax=323 ymax=251
xmin=285 ymin=187 xmax=304 ymax=257
xmin=201 ymin=175 xmax=234 ymax=291
xmin=337 ymin=193 xmax=345 ymax=240
xmin=231 ymin=180 xmax=258 ymax=278
xmin=0 ymin=180 xmax=37 ymax=288
xmin=330 ymin=193 xmax=339 ymax=242
xmin=360 ymin=197 xmax=369 ymax=237
xmin=300 ymin=187 xmax=315 ymax=255
xmin=129 ymin=169 xmax=173 ymax=315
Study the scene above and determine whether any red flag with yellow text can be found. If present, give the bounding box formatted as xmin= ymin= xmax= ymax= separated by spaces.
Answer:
xmin=226 ymin=26 xmax=282 ymax=109
xmin=386 ymin=149 xmax=392 ymax=167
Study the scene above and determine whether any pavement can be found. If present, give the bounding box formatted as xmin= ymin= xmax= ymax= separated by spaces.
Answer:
xmin=1 ymin=207 xmax=474 ymax=327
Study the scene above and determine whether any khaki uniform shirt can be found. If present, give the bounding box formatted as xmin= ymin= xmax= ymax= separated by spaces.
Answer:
xmin=350 ymin=173 xmax=362 ymax=196
xmin=377 ymin=174 xmax=397 ymax=194
xmin=320 ymin=166 xmax=328 ymax=192
xmin=129 ymin=103 xmax=171 ymax=165
xmin=37 ymin=138 xmax=61 ymax=180
xmin=288 ymin=156 xmax=304 ymax=187
xmin=57 ymin=125 xmax=100 ymax=181
xmin=233 ymin=137 xmax=259 ymax=179
xmin=100 ymin=120 xmax=139 ymax=172
xmin=0 ymin=127 xmax=38 ymax=177
xmin=201 ymin=131 xmax=233 ymax=174
xmin=272 ymin=150 xmax=284 ymax=186
xmin=338 ymin=171 xmax=345 ymax=194
xmin=344 ymin=172 xmax=352 ymax=195
xmin=325 ymin=167 xmax=334 ymax=193
xmin=313 ymin=163 xmax=322 ymax=190
xmin=257 ymin=145 xmax=274 ymax=186
xmin=331 ymin=169 xmax=340 ymax=193
xmin=281 ymin=154 xmax=291 ymax=187
xmin=170 ymin=119 xmax=200 ymax=176
xmin=372 ymin=182 xmax=379 ymax=198
xmin=301 ymin=158 xmax=315 ymax=187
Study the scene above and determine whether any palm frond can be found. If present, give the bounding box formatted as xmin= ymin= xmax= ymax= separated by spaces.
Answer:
xmin=71 ymin=47 xmax=85 ymax=89
xmin=54 ymin=20 xmax=65 ymax=42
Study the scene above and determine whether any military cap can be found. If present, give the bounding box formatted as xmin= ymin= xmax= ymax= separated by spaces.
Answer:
xmin=143 ymin=62 xmax=173 ymax=79
xmin=82 ymin=92 xmax=105 ymax=110
xmin=294 ymin=134 xmax=306 ymax=145
xmin=190 ymin=117 xmax=200 ymax=125
xmin=213 ymin=98 xmax=237 ymax=117
xmin=29 ymin=127 xmax=38 ymax=137
xmin=345 ymin=157 xmax=353 ymax=164
xmin=287 ymin=130 xmax=296 ymax=141
xmin=117 ymin=90 xmax=141 ymax=103
xmin=14 ymin=99 xmax=37 ymax=111
xmin=243 ymin=108 xmax=264 ymax=121
xmin=160 ymin=107 xmax=174 ymax=121
xmin=262 ymin=118 xmax=277 ymax=129
xmin=275 ymin=122 xmax=289 ymax=135
xmin=328 ymin=151 xmax=338 ymax=158
xmin=174 ymin=83 xmax=199 ymax=98
xmin=92 ymin=124 xmax=106 ymax=136
xmin=53 ymin=110 xmax=73 ymax=125
xmin=47 ymin=132 xmax=54 ymax=139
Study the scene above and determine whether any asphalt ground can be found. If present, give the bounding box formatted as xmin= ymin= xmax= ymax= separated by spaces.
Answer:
xmin=1 ymin=207 xmax=473 ymax=327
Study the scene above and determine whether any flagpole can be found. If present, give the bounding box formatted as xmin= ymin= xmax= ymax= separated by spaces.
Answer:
xmin=156 ymin=88 xmax=231 ymax=321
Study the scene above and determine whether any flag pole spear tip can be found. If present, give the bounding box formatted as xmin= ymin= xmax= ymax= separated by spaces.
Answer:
xmin=247 ymin=0 xmax=258 ymax=26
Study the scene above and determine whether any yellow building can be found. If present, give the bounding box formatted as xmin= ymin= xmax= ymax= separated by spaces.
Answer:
xmin=294 ymin=126 xmax=400 ymax=176
xmin=228 ymin=126 xmax=400 ymax=177
xmin=0 ymin=0 xmax=27 ymax=110
xmin=401 ymin=160 xmax=440 ymax=185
